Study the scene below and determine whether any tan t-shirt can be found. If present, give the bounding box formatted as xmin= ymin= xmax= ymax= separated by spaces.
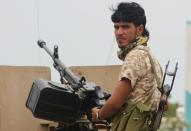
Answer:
xmin=118 ymin=45 xmax=163 ymax=111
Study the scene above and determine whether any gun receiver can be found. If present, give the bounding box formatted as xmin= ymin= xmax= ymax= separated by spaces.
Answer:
xmin=152 ymin=61 xmax=178 ymax=131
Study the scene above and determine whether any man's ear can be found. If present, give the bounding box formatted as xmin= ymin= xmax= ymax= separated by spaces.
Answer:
xmin=137 ymin=25 xmax=144 ymax=36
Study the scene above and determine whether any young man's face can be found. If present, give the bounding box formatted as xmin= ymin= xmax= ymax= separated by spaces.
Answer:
xmin=114 ymin=22 xmax=142 ymax=48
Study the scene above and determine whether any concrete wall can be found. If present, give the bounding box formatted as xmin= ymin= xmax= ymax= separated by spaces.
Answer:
xmin=70 ymin=65 xmax=121 ymax=93
xmin=0 ymin=66 xmax=51 ymax=131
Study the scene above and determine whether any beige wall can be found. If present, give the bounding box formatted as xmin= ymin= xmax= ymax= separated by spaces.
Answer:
xmin=70 ymin=65 xmax=121 ymax=95
xmin=0 ymin=66 xmax=51 ymax=131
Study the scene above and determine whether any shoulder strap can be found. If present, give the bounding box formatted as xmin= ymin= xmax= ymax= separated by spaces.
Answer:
xmin=136 ymin=47 xmax=163 ymax=91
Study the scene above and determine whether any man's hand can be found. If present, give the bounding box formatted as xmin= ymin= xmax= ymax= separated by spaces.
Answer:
xmin=160 ymin=94 xmax=169 ymax=112
xmin=163 ymin=101 xmax=169 ymax=112
xmin=91 ymin=79 xmax=132 ymax=120
xmin=91 ymin=107 xmax=100 ymax=121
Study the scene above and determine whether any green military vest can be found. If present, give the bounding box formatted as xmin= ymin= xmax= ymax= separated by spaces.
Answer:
xmin=111 ymin=102 xmax=153 ymax=131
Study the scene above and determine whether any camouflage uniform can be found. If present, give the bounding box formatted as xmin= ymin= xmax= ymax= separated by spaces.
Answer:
xmin=111 ymin=39 xmax=163 ymax=131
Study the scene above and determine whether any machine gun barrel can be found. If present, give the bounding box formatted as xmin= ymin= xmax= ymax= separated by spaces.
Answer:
xmin=37 ymin=40 xmax=80 ymax=85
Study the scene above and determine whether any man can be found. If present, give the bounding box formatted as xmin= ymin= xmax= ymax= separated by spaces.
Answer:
xmin=91 ymin=2 xmax=163 ymax=131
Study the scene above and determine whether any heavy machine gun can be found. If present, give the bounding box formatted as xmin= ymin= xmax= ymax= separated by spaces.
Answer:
xmin=26 ymin=40 xmax=111 ymax=131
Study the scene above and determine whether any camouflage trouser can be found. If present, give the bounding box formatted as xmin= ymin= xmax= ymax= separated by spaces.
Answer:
xmin=111 ymin=104 xmax=153 ymax=131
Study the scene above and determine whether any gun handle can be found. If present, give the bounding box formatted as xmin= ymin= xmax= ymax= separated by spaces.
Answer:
xmin=152 ymin=110 xmax=163 ymax=131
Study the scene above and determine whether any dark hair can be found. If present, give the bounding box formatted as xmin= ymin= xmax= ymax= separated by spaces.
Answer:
xmin=111 ymin=2 xmax=149 ymax=37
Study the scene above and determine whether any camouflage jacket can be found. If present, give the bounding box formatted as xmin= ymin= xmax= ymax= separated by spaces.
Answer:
xmin=118 ymin=45 xmax=163 ymax=111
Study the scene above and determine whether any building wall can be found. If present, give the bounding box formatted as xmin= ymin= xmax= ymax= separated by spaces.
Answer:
xmin=186 ymin=21 xmax=191 ymax=131
xmin=0 ymin=66 xmax=51 ymax=131
xmin=70 ymin=65 xmax=121 ymax=93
